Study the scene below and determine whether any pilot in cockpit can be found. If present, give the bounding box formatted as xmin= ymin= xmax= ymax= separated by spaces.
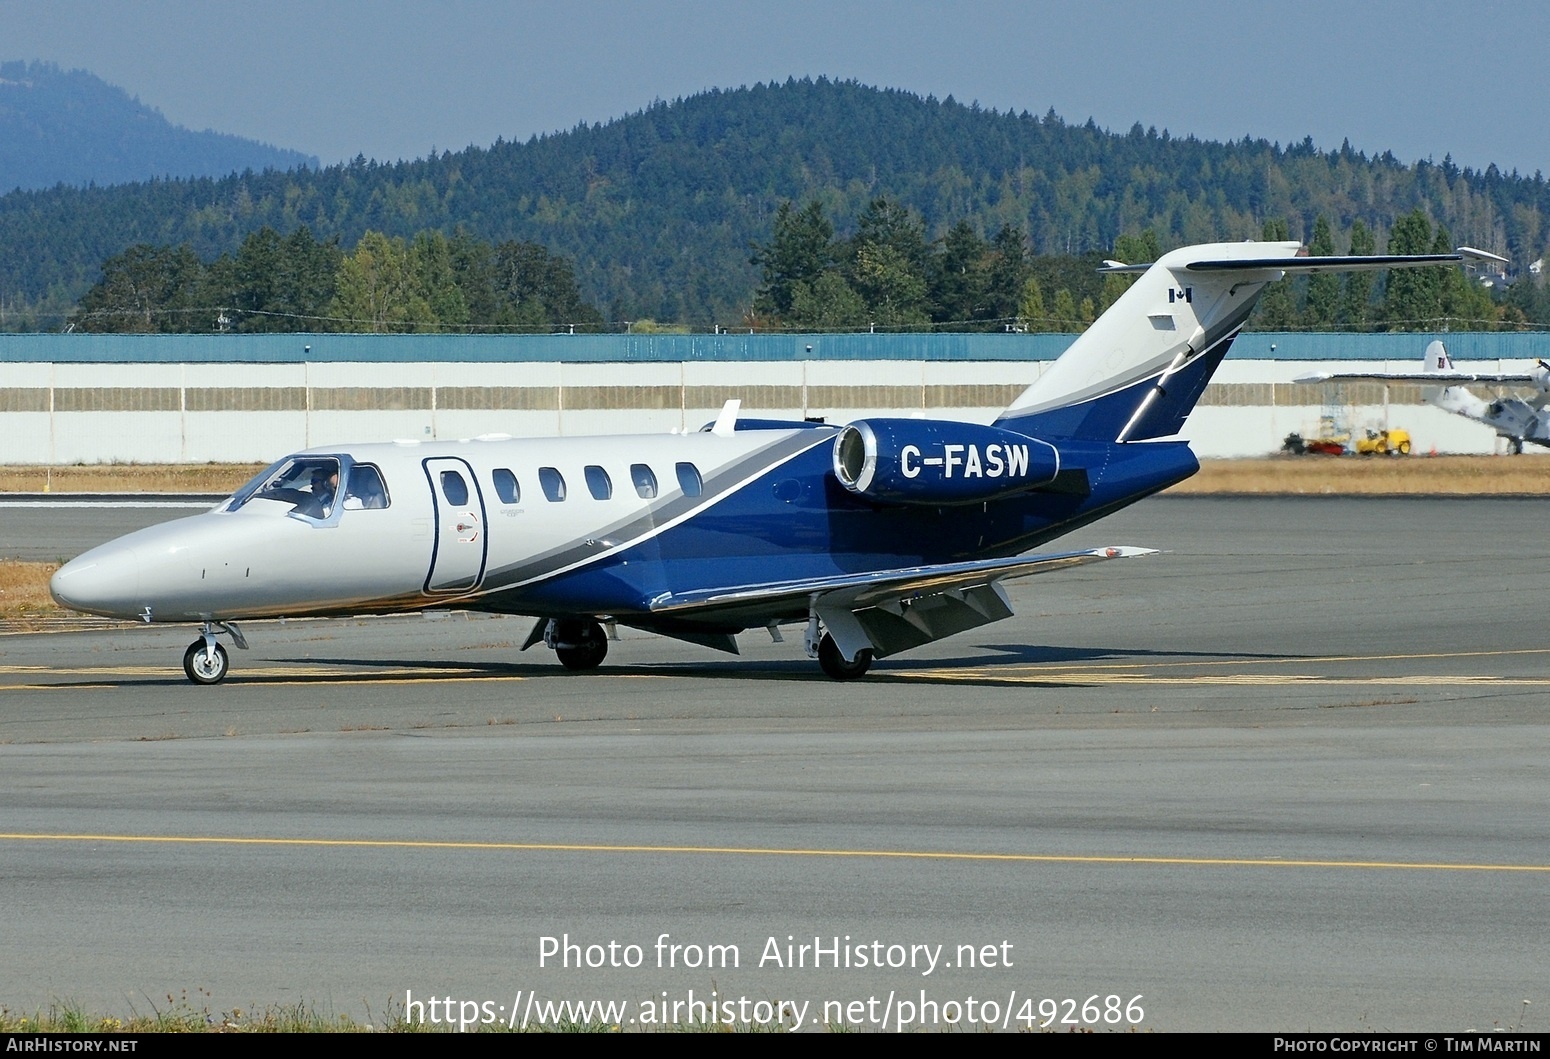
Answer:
xmin=310 ymin=468 xmax=339 ymax=514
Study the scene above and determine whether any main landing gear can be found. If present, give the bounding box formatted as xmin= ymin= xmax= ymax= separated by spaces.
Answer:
xmin=818 ymin=634 xmax=873 ymax=680
xmin=182 ymin=621 xmax=248 ymax=685
xmin=547 ymin=618 xmax=609 ymax=670
xmin=805 ymin=615 xmax=873 ymax=681
xmin=524 ymin=614 xmax=877 ymax=680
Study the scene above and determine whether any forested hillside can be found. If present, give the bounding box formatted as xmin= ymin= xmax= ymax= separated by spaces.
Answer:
xmin=3 ymin=77 xmax=1548 ymax=330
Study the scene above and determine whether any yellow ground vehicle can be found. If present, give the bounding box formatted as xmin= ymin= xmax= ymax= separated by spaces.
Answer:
xmin=1354 ymin=429 xmax=1412 ymax=456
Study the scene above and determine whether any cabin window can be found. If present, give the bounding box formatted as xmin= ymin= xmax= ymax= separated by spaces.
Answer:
xmin=440 ymin=470 xmax=470 ymax=506
xmin=631 ymin=464 xmax=658 ymax=499
xmin=492 ymin=468 xmax=520 ymax=504
xmin=584 ymin=465 xmax=612 ymax=500
xmin=539 ymin=466 xmax=567 ymax=502
xmin=343 ymin=464 xmax=390 ymax=509
xmin=675 ymin=462 xmax=703 ymax=497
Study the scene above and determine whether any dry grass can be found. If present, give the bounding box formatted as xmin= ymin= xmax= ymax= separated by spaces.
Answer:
xmin=1173 ymin=454 xmax=1550 ymax=495
xmin=0 ymin=463 xmax=263 ymax=493
xmin=0 ymin=561 xmax=61 ymax=621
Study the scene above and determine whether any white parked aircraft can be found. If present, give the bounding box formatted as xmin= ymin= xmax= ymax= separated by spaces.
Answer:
xmin=51 ymin=241 xmax=1488 ymax=683
xmin=1297 ymin=339 xmax=1550 ymax=453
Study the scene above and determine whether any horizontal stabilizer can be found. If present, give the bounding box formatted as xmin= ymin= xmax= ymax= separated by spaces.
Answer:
xmin=1101 ymin=248 xmax=1500 ymax=275
xmin=1186 ymin=253 xmax=1461 ymax=273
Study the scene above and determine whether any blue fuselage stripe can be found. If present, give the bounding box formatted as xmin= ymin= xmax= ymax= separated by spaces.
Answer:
xmin=488 ymin=438 xmax=1197 ymax=619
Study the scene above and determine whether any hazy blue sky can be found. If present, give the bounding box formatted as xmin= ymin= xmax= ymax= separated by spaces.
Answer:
xmin=5 ymin=0 xmax=1545 ymax=175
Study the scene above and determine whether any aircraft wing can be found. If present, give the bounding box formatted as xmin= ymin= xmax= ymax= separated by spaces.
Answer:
xmin=648 ymin=546 xmax=1156 ymax=659
xmin=1295 ymin=369 xmax=1538 ymax=384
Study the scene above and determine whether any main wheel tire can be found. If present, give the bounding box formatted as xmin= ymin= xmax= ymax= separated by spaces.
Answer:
xmin=1396 ymin=441 xmax=1411 ymax=455
xmin=553 ymin=619 xmax=608 ymax=671
xmin=183 ymin=640 xmax=229 ymax=685
xmin=817 ymin=633 xmax=873 ymax=681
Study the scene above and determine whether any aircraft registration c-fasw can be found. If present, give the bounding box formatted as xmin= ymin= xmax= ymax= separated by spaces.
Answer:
xmin=50 ymin=241 xmax=1488 ymax=683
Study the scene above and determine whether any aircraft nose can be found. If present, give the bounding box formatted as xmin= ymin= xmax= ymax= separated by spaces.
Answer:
xmin=50 ymin=542 xmax=145 ymax=618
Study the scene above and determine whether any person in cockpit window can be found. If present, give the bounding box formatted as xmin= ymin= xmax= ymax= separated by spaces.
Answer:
xmin=344 ymin=466 xmax=388 ymax=510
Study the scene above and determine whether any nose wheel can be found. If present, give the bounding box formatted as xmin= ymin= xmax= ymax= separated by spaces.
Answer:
xmin=181 ymin=621 xmax=247 ymax=685
xmin=183 ymin=640 xmax=230 ymax=685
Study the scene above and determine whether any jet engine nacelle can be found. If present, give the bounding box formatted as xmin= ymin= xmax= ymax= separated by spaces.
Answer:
xmin=832 ymin=418 xmax=1060 ymax=505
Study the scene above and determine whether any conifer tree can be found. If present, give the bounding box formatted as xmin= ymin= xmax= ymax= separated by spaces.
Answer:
xmin=1303 ymin=216 xmax=1339 ymax=329
xmin=1254 ymin=219 xmax=1297 ymax=328
xmin=1340 ymin=221 xmax=1377 ymax=328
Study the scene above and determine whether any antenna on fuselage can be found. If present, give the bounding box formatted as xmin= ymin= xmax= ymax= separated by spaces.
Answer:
xmin=711 ymin=399 xmax=742 ymax=437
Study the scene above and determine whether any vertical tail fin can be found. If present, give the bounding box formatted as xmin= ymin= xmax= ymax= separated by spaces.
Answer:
xmin=1423 ymin=339 xmax=1453 ymax=373
xmin=994 ymin=241 xmax=1296 ymax=442
xmin=995 ymin=242 xmax=1472 ymax=444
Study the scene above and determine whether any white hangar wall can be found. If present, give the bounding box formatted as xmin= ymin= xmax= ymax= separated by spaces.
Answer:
xmin=0 ymin=332 xmax=1541 ymax=463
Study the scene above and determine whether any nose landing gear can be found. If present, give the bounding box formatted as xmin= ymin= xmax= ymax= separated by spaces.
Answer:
xmin=183 ymin=640 xmax=228 ymax=684
xmin=182 ymin=621 xmax=248 ymax=685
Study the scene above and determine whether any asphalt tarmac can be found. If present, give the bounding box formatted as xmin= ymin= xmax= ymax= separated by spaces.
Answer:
xmin=2 ymin=496 xmax=1548 ymax=1032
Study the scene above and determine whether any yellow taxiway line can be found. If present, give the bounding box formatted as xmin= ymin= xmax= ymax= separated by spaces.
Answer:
xmin=1 ymin=831 xmax=1547 ymax=874
xmin=0 ymin=644 xmax=1547 ymax=690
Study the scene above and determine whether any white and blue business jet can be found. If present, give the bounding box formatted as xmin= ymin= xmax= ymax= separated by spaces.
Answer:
xmin=51 ymin=241 xmax=1482 ymax=683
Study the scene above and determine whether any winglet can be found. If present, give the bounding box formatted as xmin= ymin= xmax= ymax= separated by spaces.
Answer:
xmin=711 ymin=399 xmax=741 ymax=437
xmin=1458 ymin=246 xmax=1510 ymax=267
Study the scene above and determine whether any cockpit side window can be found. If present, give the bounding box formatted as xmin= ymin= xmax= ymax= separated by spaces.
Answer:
xmin=230 ymin=456 xmax=342 ymax=520
xmin=343 ymin=464 xmax=390 ymax=509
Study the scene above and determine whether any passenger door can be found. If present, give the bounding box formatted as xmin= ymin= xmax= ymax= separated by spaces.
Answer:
xmin=422 ymin=457 xmax=488 ymax=593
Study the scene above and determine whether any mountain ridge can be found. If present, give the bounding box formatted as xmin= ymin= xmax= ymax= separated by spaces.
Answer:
xmin=1 ymin=76 xmax=1544 ymax=326
xmin=0 ymin=60 xmax=317 ymax=193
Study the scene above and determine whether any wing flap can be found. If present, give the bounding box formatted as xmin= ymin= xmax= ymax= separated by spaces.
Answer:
xmin=649 ymin=546 xmax=1155 ymax=658
xmin=828 ymin=582 xmax=1016 ymax=659
xmin=648 ymin=546 xmax=1155 ymax=617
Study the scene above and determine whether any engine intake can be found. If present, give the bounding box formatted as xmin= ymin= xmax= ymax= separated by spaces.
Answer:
xmin=832 ymin=419 xmax=1060 ymax=505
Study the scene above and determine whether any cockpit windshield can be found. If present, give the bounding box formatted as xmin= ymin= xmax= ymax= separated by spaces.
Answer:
xmin=229 ymin=456 xmax=343 ymax=520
